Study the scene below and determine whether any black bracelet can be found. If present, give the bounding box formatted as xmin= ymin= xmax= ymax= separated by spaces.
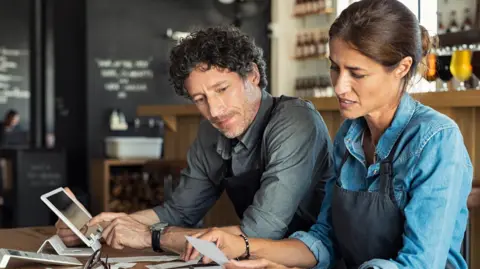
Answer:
xmin=239 ymin=234 xmax=250 ymax=259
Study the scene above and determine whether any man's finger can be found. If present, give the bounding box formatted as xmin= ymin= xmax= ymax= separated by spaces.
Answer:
xmin=201 ymin=255 xmax=213 ymax=264
xmin=183 ymin=242 xmax=194 ymax=261
xmin=106 ymin=228 xmax=116 ymax=246
xmin=88 ymin=212 xmax=126 ymax=226
xmin=190 ymin=249 xmax=203 ymax=262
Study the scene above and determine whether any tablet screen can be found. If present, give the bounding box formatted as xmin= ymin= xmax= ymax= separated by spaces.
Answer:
xmin=46 ymin=191 xmax=99 ymax=239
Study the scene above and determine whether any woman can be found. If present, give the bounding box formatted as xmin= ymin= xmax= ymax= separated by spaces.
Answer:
xmin=181 ymin=0 xmax=472 ymax=268
xmin=0 ymin=109 xmax=21 ymax=146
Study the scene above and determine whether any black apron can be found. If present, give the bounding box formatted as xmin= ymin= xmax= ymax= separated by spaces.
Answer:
xmin=222 ymin=96 xmax=312 ymax=237
xmin=332 ymin=137 xmax=455 ymax=269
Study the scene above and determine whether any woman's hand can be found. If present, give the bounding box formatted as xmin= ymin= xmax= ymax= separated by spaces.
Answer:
xmin=182 ymin=228 xmax=246 ymax=264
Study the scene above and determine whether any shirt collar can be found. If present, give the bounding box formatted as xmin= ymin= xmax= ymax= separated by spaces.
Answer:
xmin=344 ymin=92 xmax=417 ymax=160
xmin=216 ymin=90 xmax=274 ymax=158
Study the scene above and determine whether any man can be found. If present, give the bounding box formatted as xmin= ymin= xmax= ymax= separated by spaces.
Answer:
xmin=56 ymin=25 xmax=334 ymax=253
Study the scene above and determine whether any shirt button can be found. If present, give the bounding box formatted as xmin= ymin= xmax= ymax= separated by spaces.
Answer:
xmin=373 ymin=170 xmax=378 ymax=174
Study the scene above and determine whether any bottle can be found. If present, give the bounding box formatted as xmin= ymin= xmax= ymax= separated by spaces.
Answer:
xmin=294 ymin=0 xmax=301 ymax=16
xmin=297 ymin=78 xmax=305 ymax=98
xmin=109 ymin=109 xmax=120 ymax=131
xmin=437 ymin=12 xmax=446 ymax=34
xmin=306 ymin=0 xmax=314 ymax=15
xmin=313 ymin=77 xmax=322 ymax=97
xmin=309 ymin=32 xmax=316 ymax=57
xmin=318 ymin=0 xmax=325 ymax=12
xmin=302 ymin=32 xmax=310 ymax=58
xmin=317 ymin=32 xmax=325 ymax=57
xmin=324 ymin=0 xmax=332 ymax=11
xmin=462 ymin=8 xmax=473 ymax=31
xmin=295 ymin=34 xmax=303 ymax=59
xmin=312 ymin=0 xmax=320 ymax=13
xmin=448 ymin=10 xmax=459 ymax=33
xmin=298 ymin=0 xmax=306 ymax=16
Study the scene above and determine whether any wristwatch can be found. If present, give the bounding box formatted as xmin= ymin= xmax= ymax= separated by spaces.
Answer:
xmin=150 ymin=222 xmax=168 ymax=252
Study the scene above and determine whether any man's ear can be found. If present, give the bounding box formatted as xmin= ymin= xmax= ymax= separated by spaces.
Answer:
xmin=247 ymin=63 xmax=260 ymax=87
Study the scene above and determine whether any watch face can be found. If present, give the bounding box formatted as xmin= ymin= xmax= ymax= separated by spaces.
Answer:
xmin=151 ymin=222 xmax=168 ymax=231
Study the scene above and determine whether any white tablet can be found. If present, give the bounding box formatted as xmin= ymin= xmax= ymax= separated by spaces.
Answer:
xmin=41 ymin=187 xmax=103 ymax=248
xmin=0 ymin=248 xmax=82 ymax=268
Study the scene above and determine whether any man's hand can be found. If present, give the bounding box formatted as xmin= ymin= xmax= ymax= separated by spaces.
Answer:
xmin=225 ymin=259 xmax=291 ymax=269
xmin=55 ymin=219 xmax=83 ymax=247
xmin=182 ymin=228 xmax=245 ymax=264
xmin=88 ymin=212 xmax=151 ymax=250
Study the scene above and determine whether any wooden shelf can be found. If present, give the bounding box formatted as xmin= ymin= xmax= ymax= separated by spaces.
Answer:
xmin=306 ymin=90 xmax=480 ymax=111
xmin=293 ymin=8 xmax=334 ymax=18
xmin=294 ymin=55 xmax=328 ymax=61
xmin=90 ymin=158 xmax=187 ymax=215
xmin=137 ymin=104 xmax=200 ymax=132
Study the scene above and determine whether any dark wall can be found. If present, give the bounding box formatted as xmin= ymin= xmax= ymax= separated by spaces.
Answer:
xmin=0 ymin=0 xmax=31 ymax=129
xmin=52 ymin=0 xmax=88 ymax=192
xmin=86 ymin=0 xmax=272 ymax=158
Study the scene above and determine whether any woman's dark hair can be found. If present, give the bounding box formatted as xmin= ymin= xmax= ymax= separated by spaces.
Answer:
xmin=168 ymin=25 xmax=268 ymax=97
xmin=329 ymin=0 xmax=431 ymax=92
xmin=3 ymin=109 xmax=18 ymax=127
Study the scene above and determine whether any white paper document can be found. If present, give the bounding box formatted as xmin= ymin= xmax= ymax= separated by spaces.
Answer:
xmin=101 ymin=255 xmax=180 ymax=263
xmin=185 ymin=236 xmax=229 ymax=266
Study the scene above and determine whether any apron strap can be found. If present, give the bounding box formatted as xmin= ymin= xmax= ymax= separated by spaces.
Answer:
xmin=379 ymin=137 xmax=402 ymax=199
xmin=336 ymin=150 xmax=350 ymax=187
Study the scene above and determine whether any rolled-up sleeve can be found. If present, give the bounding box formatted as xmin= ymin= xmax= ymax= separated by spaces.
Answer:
xmin=153 ymin=136 xmax=223 ymax=227
xmin=241 ymin=106 xmax=333 ymax=240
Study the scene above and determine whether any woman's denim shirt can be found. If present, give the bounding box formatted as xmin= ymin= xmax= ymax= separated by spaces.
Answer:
xmin=290 ymin=93 xmax=473 ymax=269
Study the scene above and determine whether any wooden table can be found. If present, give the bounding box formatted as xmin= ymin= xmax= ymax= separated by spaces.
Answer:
xmin=0 ymin=226 xmax=170 ymax=268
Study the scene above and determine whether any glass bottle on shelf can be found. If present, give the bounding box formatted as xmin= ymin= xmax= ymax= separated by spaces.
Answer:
xmin=437 ymin=12 xmax=446 ymax=35
xmin=316 ymin=32 xmax=325 ymax=57
xmin=307 ymin=0 xmax=316 ymax=14
xmin=293 ymin=0 xmax=300 ymax=16
xmin=318 ymin=0 xmax=325 ymax=12
xmin=462 ymin=8 xmax=473 ymax=31
xmin=295 ymin=34 xmax=303 ymax=59
xmin=448 ymin=10 xmax=459 ymax=33
xmin=321 ymin=33 xmax=329 ymax=57
xmin=309 ymin=32 xmax=316 ymax=58
xmin=312 ymin=0 xmax=320 ymax=13
xmin=325 ymin=0 xmax=332 ymax=11
xmin=302 ymin=32 xmax=311 ymax=59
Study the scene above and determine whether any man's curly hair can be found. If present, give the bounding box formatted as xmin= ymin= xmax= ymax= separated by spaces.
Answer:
xmin=168 ymin=25 xmax=268 ymax=98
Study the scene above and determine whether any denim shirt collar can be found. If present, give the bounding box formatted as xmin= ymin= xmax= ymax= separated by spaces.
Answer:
xmin=216 ymin=90 xmax=273 ymax=159
xmin=344 ymin=93 xmax=417 ymax=161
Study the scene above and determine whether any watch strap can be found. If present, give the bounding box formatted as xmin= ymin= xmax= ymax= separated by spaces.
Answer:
xmin=152 ymin=230 xmax=162 ymax=252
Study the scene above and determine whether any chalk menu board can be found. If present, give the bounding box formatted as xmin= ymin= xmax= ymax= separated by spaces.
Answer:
xmin=94 ymin=57 xmax=154 ymax=99
xmin=0 ymin=0 xmax=30 ymax=127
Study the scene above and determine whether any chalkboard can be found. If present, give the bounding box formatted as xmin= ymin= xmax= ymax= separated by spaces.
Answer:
xmin=0 ymin=149 xmax=66 ymax=227
xmin=0 ymin=0 xmax=30 ymax=128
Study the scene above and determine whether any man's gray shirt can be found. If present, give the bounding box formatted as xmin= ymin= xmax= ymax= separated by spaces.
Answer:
xmin=154 ymin=91 xmax=335 ymax=239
